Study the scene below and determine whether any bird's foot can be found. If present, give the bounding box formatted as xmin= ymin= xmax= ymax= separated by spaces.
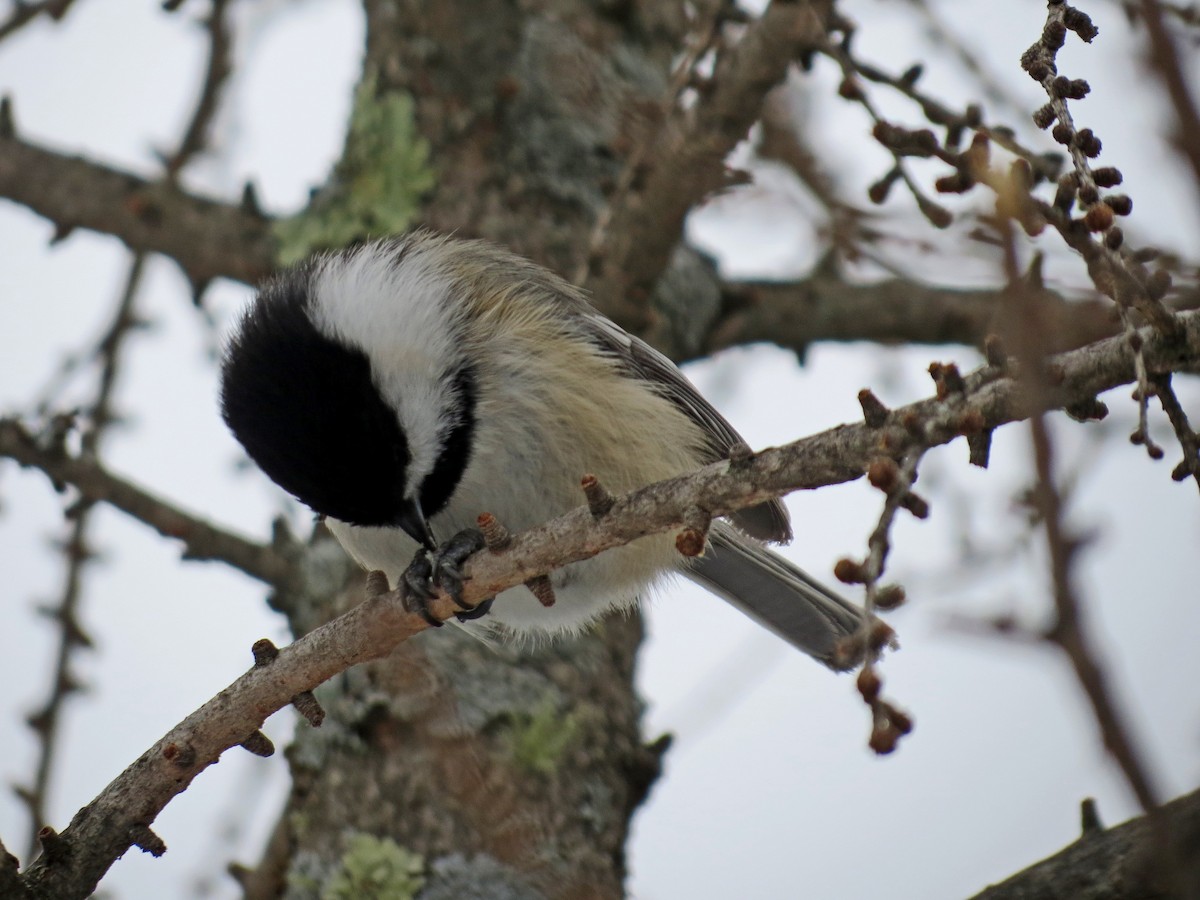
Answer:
xmin=400 ymin=528 xmax=494 ymax=626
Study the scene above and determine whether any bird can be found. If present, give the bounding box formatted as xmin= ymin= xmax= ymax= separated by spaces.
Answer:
xmin=219 ymin=231 xmax=864 ymax=669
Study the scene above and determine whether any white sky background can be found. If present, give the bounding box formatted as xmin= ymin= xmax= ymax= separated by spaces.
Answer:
xmin=0 ymin=2 xmax=1197 ymax=898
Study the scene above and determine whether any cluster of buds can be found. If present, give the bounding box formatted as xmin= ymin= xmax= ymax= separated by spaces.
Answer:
xmin=856 ymin=663 xmax=914 ymax=755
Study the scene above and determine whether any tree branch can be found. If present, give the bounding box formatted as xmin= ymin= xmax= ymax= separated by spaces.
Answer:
xmin=16 ymin=252 xmax=145 ymax=860
xmin=710 ymin=272 xmax=1137 ymax=358
xmin=995 ymin=206 xmax=1174 ymax=856
xmin=9 ymin=2 xmax=251 ymax=864
xmin=7 ymin=117 xmax=1159 ymax=362
xmin=971 ymin=789 xmax=1200 ymax=899
xmin=12 ymin=306 xmax=1200 ymax=899
xmin=0 ymin=417 xmax=292 ymax=586
xmin=583 ymin=0 xmax=834 ymax=331
xmin=161 ymin=0 xmax=233 ymax=180
xmin=0 ymin=129 xmax=274 ymax=287
xmin=1 ymin=824 xmax=24 ymax=897
xmin=1135 ymin=0 xmax=1200 ymax=200
xmin=0 ymin=0 xmax=77 ymax=43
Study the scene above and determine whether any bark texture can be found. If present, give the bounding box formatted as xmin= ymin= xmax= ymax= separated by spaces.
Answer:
xmin=972 ymin=789 xmax=1200 ymax=899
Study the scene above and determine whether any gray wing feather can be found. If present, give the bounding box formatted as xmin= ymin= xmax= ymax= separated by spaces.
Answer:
xmin=687 ymin=523 xmax=865 ymax=669
xmin=578 ymin=312 xmax=792 ymax=543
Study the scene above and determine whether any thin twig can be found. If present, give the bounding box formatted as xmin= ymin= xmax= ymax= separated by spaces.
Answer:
xmin=822 ymin=38 xmax=958 ymax=230
xmin=819 ymin=4 xmax=1184 ymax=342
xmin=0 ymin=418 xmax=293 ymax=585
xmin=1135 ymin=0 xmax=1200 ymax=198
xmin=0 ymin=0 xmax=76 ymax=43
xmin=1019 ymin=1 xmax=1182 ymax=337
xmin=1028 ymin=411 xmax=1163 ymax=811
xmin=996 ymin=212 xmax=1165 ymax=823
xmin=1115 ymin=0 xmax=1200 ymax=25
xmin=850 ymin=51 xmax=1062 ymax=180
xmin=849 ymin=445 xmax=924 ymax=754
xmin=14 ymin=6 xmax=245 ymax=857
xmin=1122 ymin=308 xmax=1165 ymax=459
xmin=1151 ymin=372 xmax=1200 ymax=490
xmin=162 ymin=0 xmax=232 ymax=181
xmin=901 ymin=0 xmax=1032 ymax=122
xmin=17 ymin=252 xmax=145 ymax=861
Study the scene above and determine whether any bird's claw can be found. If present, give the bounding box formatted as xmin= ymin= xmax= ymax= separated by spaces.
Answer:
xmin=400 ymin=528 xmax=494 ymax=626
xmin=401 ymin=550 xmax=440 ymax=627
xmin=432 ymin=527 xmax=486 ymax=611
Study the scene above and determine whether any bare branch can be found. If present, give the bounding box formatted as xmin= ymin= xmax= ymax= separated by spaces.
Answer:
xmin=1029 ymin=404 xmax=1166 ymax=810
xmin=583 ymin=0 xmax=835 ymax=331
xmin=971 ymin=789 xmax=1200 ymax=899
xmin=161 ymin=0 xmax=233 ymax=180
xmin=1135 ymin=0 xmax=1200 ymax=199
xmin=0 ymin=0 xmax=76 ymax=43
xmin=991 ymin=211 xmax=1182 ymax=890
xmin=9 ymin=5 xmax=245 ymax=861
xmin=0 ymin=130 xmax=273 ymax=286
xmin=15 ymin=252 xmax=144 ymax=859
xmin=1151 ymin=372 xmax=1200 ymax=489
xmin=0 ymin=417 xmax=292 ymax=585
xmin=709 ymin=272 xmax=1143 ymax=358
xmin=17 ymin=588 xmax=438 ymax=899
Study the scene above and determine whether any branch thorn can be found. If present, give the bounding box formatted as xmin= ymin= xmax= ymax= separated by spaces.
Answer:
xmin=525 ymin=575 xmax=557 ymax=608
xmin=239 ymin=730 xmax=275 ymax=757
xmin=857 ymin=389 xmax=890 ymax=428
xmin=291 ymin=691 xmax=325 ymax=728
xmin=581 ymin=473 xmax=615 ymax=517
xmin=251 ymin=639 xmax=279 ymax=667
xmin=477 ymin=512 xmax=513 ymax=552
xmin=130 ymin=824 xmax=166 ymax=857
xmin=675 ymin=506 xmax=712 ymax=557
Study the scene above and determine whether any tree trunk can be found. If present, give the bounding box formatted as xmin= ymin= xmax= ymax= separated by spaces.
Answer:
xmin=266 ymin=3 xmax=703 ymax=896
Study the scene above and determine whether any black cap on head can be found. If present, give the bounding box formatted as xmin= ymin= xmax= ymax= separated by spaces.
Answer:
xmin=220 ymin=270 xmax=413 ymax=528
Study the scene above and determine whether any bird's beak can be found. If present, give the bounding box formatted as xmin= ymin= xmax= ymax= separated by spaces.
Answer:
xmin=395 ymin=497 xmax=437 ymax=551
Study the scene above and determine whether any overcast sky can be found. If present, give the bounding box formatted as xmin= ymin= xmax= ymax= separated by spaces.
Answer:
xmin=1 ymin=2 xmax=1197 ymax=898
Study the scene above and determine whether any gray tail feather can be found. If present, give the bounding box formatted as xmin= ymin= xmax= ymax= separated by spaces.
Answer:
xmin=685 ymin=523 xmax=866 ymax=670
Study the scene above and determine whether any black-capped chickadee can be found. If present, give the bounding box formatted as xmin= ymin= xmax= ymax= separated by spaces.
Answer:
xmin=220 ymin=231 xmax=864 ymax=668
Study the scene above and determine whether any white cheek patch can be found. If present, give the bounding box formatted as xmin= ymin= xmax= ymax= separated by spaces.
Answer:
xmin=307 ymin=238 xmax=467 ymax=497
